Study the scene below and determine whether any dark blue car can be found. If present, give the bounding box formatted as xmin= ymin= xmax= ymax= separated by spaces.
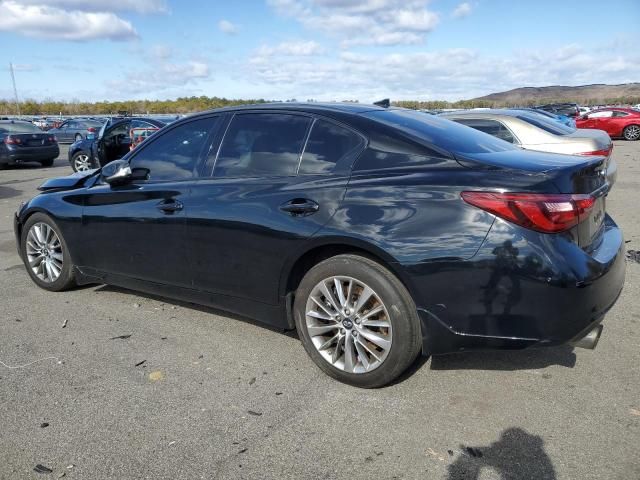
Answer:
xmin=14 ymin=103 xmax=625 ymax=387
xmin=68 ymin=117 xmax=165 ymax=172
xmin=0 ymin=120 xmax=59 ymax=169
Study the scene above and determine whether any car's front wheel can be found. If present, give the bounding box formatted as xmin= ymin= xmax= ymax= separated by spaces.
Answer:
xmin=20 ymin=213 xmax=76 ymax=291
xmin=294 ymin=254 xmax=422 ymax=388
xmin=71 ymin=152 xmax=93 ymax=172
xmin=623 ymin=124 xmax=640 ymax=141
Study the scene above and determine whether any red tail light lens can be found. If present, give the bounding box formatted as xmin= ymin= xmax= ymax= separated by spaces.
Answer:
xmin=87 ymin=127 xmax=96 ymax=133
xmin=5 ymin=136 xmax=21 ymax=145
xmin=461 ymin=191 xmax=596 ymax=233
xmin=578 ymin=145 xmax=613 ymax=157
xmin=48 ymin=135 xmax=57 ymax=143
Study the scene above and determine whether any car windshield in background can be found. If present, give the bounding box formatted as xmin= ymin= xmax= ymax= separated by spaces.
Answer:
xmin=364 ymin=109 xmax=518 ymax=154
xmin=0 ymin=122 xmax=43 ymax=134
xmin=516 ymin=113 xmax=576 ymax=135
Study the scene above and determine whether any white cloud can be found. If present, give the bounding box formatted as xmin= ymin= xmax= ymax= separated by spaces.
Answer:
xmin=254 ymin=40 xmax=325 ymax=58
xmin=244 ymin=43 xmax=640 ymax=102
xmin=107 ymin=60 xmax=211 ymax=94
xmin=267 ymin=0 xmax=439 ymax=46
xmin=16 ymin=0 xmax=168 ymax=13
xmin=452 ymin=2 xmax=473 ymax=19
xmin=218 ymin=19 xmax=239 ymax=35
xmin=0 ymin=1 xmax=138 ymax=41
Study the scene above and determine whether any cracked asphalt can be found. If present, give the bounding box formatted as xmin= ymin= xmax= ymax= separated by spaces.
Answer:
xmin=1 ymin=142 xmax=639 ymax=479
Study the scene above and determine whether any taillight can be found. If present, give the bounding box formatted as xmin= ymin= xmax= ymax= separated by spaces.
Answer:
xmin=48 ymin=135 xmax=57 ymax=143
xmin=5 ymin=136 xmax=20 ymax=145
xmin=578 ymin=145 xmax=612 ymax=157
xmin=461 ymin=191 xmax=596 ymax=233
xmin=87 ymin=127 xmax=96 ymax=133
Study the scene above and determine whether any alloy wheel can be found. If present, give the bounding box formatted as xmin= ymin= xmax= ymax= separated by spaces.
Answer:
xmin=305 ymin=276 xmax=392 ymax=374
xmin=25 ymin=222 xmax=64 ymax=283
xmin=624 ymin=125 xmax=640 ymax=141
xmin=74 ymin=154 xmax=91 ymax=171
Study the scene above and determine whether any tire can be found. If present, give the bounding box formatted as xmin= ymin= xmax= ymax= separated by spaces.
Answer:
xmin=70 ymin=151 xmax=94 ymax=172
xmin=294 ymin=254 xmax=422 ymax=388
xmin=40 ymin=158 xmax=55 ymax=167
xmin=75 ymin=133 xmax=83 ymax=142
xmin=20 ymin=213 xmax=76 ymax=292
xmin=623 ymin=124 xmax=640 ymax=141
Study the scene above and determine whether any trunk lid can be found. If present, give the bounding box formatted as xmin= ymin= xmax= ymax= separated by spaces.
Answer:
xmin=8 ymin=133 xmax=55 ymax=148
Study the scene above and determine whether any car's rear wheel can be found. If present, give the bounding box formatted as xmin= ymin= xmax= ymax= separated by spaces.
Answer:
xmin=294 ymin=254 xmax=422 ymax=388
xmin=20 ymin=213 xmax=76 ymax=291
xmin=623 ymin=124 xmax=640 ymax=141
xmin=40 ymin=158 xmax=55 ymax=167
xmin=71 ymin=152 xmax=93 ymax=172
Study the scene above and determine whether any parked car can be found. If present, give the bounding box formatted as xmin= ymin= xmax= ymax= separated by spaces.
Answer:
xmin=47 ymin=118 xmax=105 ymax=143
xmin=576 ymin=108 xmax=640 ymax=141
xmin=440 ymin=109 xmax=613 ymax=157
xmin=513 ymin=108 xmax=576 ymax=128
xmin=68 ymin=117 xmax=165 ymax=172
xmin=0 ymin=120 xmax=59 ymax=169
xmin=14 ymin=103 xmax=625 ymax=387
xmin=535 ymin=103 xmax=581 ymax=118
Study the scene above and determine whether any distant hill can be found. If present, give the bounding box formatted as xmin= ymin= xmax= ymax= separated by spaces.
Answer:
xmin=472 ymin=83 xmax=640 ymax=105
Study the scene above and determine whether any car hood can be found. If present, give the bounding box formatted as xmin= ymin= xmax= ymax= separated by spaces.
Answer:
xmin=38 ymin=169 xmax=99 ymax=191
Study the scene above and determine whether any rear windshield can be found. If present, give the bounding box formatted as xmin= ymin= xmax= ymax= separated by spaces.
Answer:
xmin=0 ymin=122 xmax=42 ymax=134
xmin=363 ymin=109 xmax=518 ymax=154
xmin=516 ymin=113 xmax=576 ymax=135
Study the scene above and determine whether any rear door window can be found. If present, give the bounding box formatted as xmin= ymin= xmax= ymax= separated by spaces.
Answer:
xmin=453 ymin=119 xmax=516 ymax=143
xmin=612 ymin=111 xmax=629 ymax=118
xmin=588 ymin=111 xmax=613 ymax=119
xmin=213 ymin=113 xmax=311 ymax=177
xmin=299 ymin=119 xmax=365 ymax=174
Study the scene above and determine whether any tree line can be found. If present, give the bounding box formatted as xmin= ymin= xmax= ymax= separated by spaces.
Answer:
xmin=1 ymin=95 xmax=639 ymax=117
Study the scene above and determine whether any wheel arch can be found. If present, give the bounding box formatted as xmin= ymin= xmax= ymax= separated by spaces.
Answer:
xmin=280 ymin=237 xmax=417 ymax=304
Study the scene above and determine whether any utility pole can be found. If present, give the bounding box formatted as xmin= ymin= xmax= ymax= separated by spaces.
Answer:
xmin=9 ymin=62 xmax=21 ymax=117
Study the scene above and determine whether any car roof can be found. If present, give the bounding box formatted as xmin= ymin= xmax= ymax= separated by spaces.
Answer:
xmin=195 ymin=102 xmax=389 ymax=116
xmin=439 ymin=109 xmax=534 ymax=118
xmin=0 ymin=119 xmax=33 ymax=124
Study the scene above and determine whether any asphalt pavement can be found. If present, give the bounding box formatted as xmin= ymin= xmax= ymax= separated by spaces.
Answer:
xmin=0 ymin=143 xmax=638 ymax=480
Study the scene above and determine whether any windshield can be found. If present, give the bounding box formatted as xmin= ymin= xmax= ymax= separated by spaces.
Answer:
xmin=516 ymin=112 xmax=576 ymax=135
xmin=0 ymin=122 xmax=43 ymax=134
xmin=364 ymin=109 xmax=518 ymax=154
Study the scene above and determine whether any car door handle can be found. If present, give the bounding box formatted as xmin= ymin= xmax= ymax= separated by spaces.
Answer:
xmin=279 ymin=198 xmax=319 ymax=216
xmin=156 ymin=199 xmax=183 ymax=213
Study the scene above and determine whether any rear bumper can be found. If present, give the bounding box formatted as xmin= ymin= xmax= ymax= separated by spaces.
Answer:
xmin=404 ymin=215 xmax=625 ymax=355
xmin=2 ymin=145 xmax=59 ymax=164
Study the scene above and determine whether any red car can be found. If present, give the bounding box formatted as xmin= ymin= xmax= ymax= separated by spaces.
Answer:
xmin=576 ymin=107 xmax=640 ymax=141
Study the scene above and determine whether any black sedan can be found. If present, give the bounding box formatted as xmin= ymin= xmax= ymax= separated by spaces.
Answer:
xmin=0 ymin=120 xmax=59 ymax=169
xmin=68 ymin=117 xmax=165 ymax=172
xmin=14 ymin=103 xmax=625 ymax=387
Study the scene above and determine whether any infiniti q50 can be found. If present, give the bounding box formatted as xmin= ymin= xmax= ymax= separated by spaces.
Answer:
xmin=14 ymin=103 xmax=625 ymax=387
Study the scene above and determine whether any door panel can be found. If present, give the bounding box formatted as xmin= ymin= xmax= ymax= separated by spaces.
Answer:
xmin=185 ymin=175 xmax=349 ymax=304
xmin=78 ymin=181 xmax=191 ymax=286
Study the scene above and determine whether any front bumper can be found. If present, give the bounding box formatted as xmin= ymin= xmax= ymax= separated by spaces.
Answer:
xmin=405 ymin=215 xmax=626 ymax=355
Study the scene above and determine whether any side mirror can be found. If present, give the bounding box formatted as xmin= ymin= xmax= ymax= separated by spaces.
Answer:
xmin=102 ymin=160 xmax=131 ymax=185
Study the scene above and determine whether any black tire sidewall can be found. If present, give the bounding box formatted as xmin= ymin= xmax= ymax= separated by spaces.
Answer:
xmin=20 ymin=213 xmax=75 ymax=291
xmin=294 ymin=254 xmax=421 ymax=388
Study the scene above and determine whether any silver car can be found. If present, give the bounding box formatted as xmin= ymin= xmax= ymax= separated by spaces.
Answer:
xmin=440 ymin=109 xmax=611 ymax=156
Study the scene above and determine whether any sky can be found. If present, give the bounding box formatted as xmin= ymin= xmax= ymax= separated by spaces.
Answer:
xmin=1 ymin=0 xmax=639 ymax=103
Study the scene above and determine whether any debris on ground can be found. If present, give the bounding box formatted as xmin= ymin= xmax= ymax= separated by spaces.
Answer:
xmin=169 ymin=441 xmax=176 ymax=446
xmin=149 ymin=370 xmax=164 ymax=382
xmin=630 ymin=408 xmax=640 ymax=416
xmin=238 ymin=448 xmax=248 ymax=454
xmin=627 ymin=250 xmax=640 ymax=263
xmin=57 ymin=473 xmax=66 ymax=478
xmin=61 ymin=319 xmax=68 ymax=328
xmin=464 ymin=446 xmax=483 ymax=458
xmin=247 ymin=410 xmax=262 ymax=416
xmin=40 ymin=422 xmax=49 ymax=428
xmin=248 ymin=377 xmax=256 ymax=385
xmin=133 ymin=303 xmax=141 ymax=308
xmin=33 ymin=464 xmax=53 ymax=474
xmin=109 ymin=334 xmax=132 ymax=340
xmin=135 ymin=360 xmax=146 ymax=367
xmin=275 ymin=392 xmax=283 ymax=396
